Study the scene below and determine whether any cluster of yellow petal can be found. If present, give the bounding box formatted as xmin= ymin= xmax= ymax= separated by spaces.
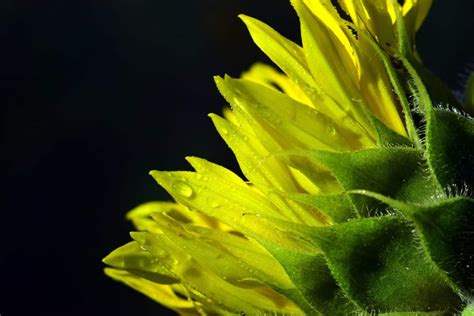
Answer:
xmin=104 ymin=198 xmax=305 ymax=314
xmin=339 ymin=0 xmax=432 ymax=54
xmin=104 ymin=0 xmax=432 ymax=314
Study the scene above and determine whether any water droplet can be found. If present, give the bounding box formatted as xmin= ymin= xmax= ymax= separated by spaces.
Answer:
xmin=326 ymin=125 xmax=337 ymax=136
xmin=172 ymin=181 xmax=194 ymax=198
xmin=209 ymin=200 xmax=220 ymax=208
xmin=220 ymin=127 xmax=229 ymax=135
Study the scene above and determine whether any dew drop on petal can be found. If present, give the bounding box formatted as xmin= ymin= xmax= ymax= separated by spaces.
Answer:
xmin=172 ymin=180 xmax=194 ymax=198
xmin=209 ymin=200 xmax=221 ymax=208
xmin=326 ymin=125 xmax=337 ymax=136
xmin=221 ymin=127 xmax=229 ymax=135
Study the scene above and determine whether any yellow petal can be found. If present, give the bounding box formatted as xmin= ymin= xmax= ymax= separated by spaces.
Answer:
xmin=150 ymin=214 xmax=295 ymax=290
xmin=131 ymin=231 xmax=304 ymax=314
xmin=241 ymin=62 xmax=312 ymax=105
xmin=347 ymin=28 xmax=407 ymax=136
xmin=239 ymin=14 xmax=315 ymax=90
xmin=293 ymin=0 xmax=376 ymax=138
xmin=104 ymin=268 xmax=197 ymax=314
xmin=149 ymin=163 xmax=319 ymax=250
xmin=339 ymin=0 xmax=400 ymax=51
xmin=402 ymin=0 xmax=433 ymax=41
xmin=239 ymin=14 xmax=353 ymax=122
xmin=210 ymin=112 xmax=300 ymax=194
xmin=301 ymin=0 xmax=360 ymax=78
xmin=217 ymin=75 xmax=365 ymax=151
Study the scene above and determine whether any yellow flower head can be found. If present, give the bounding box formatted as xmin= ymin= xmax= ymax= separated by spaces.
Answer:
xmin=104 ymin=0 xmax=474 ymax=315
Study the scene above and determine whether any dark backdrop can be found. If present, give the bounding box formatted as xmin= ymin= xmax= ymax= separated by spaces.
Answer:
xmin=1 ymin=1 xmax=473 ymax=315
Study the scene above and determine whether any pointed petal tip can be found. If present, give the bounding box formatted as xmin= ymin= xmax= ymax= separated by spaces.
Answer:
xmin=185 ymin=156 xmax=204 ymax=171
xmin=237 ymin=14 xmax=250 ymax=21
xmin=149 ymin=170 xmax=169 ymax=186
xmin=214 ymin=75 xmax=227 ymax=90
xmin=102 ymin=254 xmax=111 ymax=265
xmin=184 ymin=156 xmax=195 ymax=162
xmin=149 ymin=170 xmax=166 ymax=187
xmin=238 ymin=14 xmax=262 ymax=30
xmin=103 ymin=267 xmax=116 ymax=277
xmin=185 ymin=156 xmax=206 ymax=165
xmin=289 ymin=0 xmax=301 ymax=8
xmin=208 ymin=113 xmax=222 ymax=122
xmin=130 ymin=231 xmax=147 ymax=244
xmin=102 ymin=247 xmax=124 ymax=267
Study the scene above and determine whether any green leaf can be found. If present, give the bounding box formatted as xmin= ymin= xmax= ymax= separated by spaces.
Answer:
xmin=304 ymin=147 xmax=443 ymax=216
xmin=310 ymin=216 xmax=461 ymax=313
xmin=426 ymin=108 xmax=474 ymax=191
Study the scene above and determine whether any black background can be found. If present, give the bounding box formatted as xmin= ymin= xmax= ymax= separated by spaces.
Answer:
xmin=1 ymin=1 xmax=473 ymax=315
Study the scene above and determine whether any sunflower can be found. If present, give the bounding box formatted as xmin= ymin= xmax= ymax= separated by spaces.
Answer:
xmin=103 ymin=0 xmax=474 ymax=314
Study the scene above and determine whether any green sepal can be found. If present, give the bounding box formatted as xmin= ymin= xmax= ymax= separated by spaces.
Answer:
xmin=426 ymin=108 xmax=474 ymax=191
xmin=288 ymin=192 xmax=358 ymax=223
xmin=256 ymin=236 xmax=359 ymax=315
xmin=401 ymin=197 xmax=474 ymax=295
xmin=397 ymin=54 xmax=459 ymax=115
xmin=305 ymin=147 xmax=443 ymax=216
xmin=415 ymin=63 xmax=461 ymax=110
xmin=352 ymin=191 xmax=474 ymax=295
xmin=391 ymin=0 xmax=412 ymax=59
xmin=309 ymin=216 xmax=461 ymax=313
xmin=366 ymin=110 xmax=412 ymax=147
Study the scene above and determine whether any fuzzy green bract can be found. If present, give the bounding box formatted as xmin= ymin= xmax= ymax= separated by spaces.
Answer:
xmin=104 ymin=0 xmax=474 ymax=314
